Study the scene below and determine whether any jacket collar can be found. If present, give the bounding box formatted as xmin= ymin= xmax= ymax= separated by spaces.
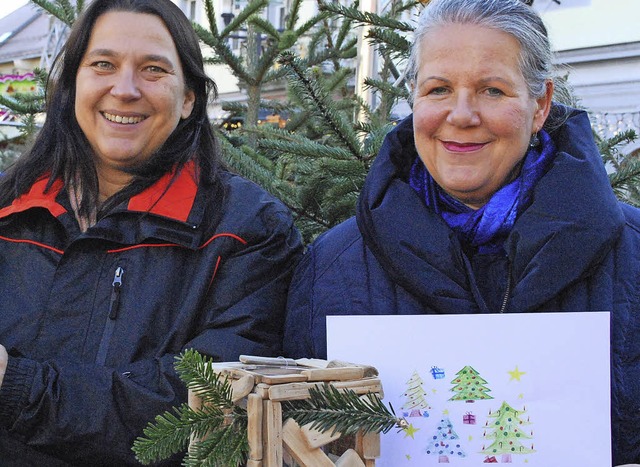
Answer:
xmin=127 ymin=161 xmax=198 ymax=224
xmin=357 ymin=106 xmax=625 ymax=312
xmin=0 ymin=161 xmax=199 ymax=225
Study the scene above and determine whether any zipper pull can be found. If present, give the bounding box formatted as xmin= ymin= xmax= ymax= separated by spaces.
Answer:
xmin=108 ymin=267 xmax=124 ymax=319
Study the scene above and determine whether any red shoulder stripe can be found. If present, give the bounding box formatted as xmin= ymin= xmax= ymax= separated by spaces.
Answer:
xmin=127 ymin=162 xmax=198 ymax=222
xmin=106 ymin=232 xmax=247 ymax=253
xmin=0 ymin=177 xmax=66 ymax=220
xmin=0 ymin=235 xmax=64 ymax=255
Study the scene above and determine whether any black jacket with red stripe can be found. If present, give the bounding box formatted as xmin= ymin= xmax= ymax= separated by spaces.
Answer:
xmin=0 ymin=163 xmax=302 ymax=465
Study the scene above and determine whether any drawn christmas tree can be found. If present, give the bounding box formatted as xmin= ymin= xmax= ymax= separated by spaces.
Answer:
xmin=449 ymin=365 xmax=493 ymax=402
xmin=402 ymin=371 xmax=430 ymax=417
xmin=480 ymin=401 xmax=535 ymax=463
xmin=425 ymin=416 xmax=467 ymax=463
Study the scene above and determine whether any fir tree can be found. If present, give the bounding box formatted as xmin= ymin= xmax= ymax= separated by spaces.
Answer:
xmin=449 ymin=365 xmax=493 ymax=403
xmin=480 ymin=401 xmax=535 ymax=463
xmin=2 ymin=0 xmax=638 ymax=238
xmin=401 ymin=370 xmax=430 ymax=417
xmin=424 ymin=416 xmax=467 ymax=463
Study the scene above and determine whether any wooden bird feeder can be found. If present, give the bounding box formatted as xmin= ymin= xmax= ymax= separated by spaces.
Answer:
xmin=188 ymin=356 xmax=383 ymax=467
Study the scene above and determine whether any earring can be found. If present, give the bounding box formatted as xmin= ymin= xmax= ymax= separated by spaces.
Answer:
xmin=529 ymin=132 xmax=540 ymax=148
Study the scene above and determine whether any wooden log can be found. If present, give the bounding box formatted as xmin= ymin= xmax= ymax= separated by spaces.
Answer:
xmin=231 ymin=374 xmax=256 ymax=403
xmin=187 ymin=389 xmax=203 ymax=411
xmin=332 ymin=378 xmax=383 ymax=397
xmin=254 ymin=383 xmax=271 ymax=399
xmin=256 ymin=373 xmax=308 ymax=385
xmin=262 ymin=400 xmax=283 ymax=467
xmin=301 ymin=367 xmax=365 ymax=382
xmin=268 ymin=381 xmax=325 ymax=402
xmin=282 ymin=419 xmax=334 ymax=467
xmin=327 ymin=360 xmax=379 ymax=377
xmin=247 ymin=394 xmax=263 ymax=461
xmin=300 ymin=423 xmax=341 ymax=449
xmin=355 ymin=431 xmax=380 ymax=460
xmin=335 ymin=449 xmax=366 ymax=467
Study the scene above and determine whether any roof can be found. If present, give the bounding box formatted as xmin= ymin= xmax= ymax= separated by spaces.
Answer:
xmin=0 ymin=3 xmax=48 ymax=64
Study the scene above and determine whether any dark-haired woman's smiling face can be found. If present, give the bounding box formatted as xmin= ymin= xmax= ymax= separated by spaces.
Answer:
xmin=75 ymin=11 xmax=195 ymax=183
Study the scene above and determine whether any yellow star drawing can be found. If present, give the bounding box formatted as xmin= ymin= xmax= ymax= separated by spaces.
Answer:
xmin=406 ymin=454 xmax=412 ymax=461
xmin=508 ymin=365 xmax=526 ymax=381
xmin=518 ymin=393 xmax=525 ymax=399
xmin=403 ymin=424 xmax=420 ymax=439
xmin=442 ymin=409 xmax=449 ymax=415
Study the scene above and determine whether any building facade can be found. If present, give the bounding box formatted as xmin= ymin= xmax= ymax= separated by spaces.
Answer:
xmin=535 ymin=0 xmax=640 ymax=149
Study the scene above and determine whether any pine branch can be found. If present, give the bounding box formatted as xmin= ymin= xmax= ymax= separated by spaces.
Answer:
xmin=278 ymin=52 xmax=363 ymax=160
xmin=31 ymin=0 xmax=78 ymax=26
xmin=132 ymin=351 xmax=250 ymax=466
xmin=258 ymin=138 xmax=353 ymax=161
xmin=364 ymin=77 xmax=410 ymax=101
xmin=283 ymin=385 xmax=408 ymax=436
xmin=366 ymin=27 xmax=412 ymax=60
xmin=185 ymin=423 xmax=249 ymax=467
xmin=319 ymin=2 xmax=415 ymax=32
xmin=295 ymin=11 xmax=332 ymax=38
xmin=248 ymin=16 xmax=279 ymax=38
xmin=218 ymin=0 xmax=269 ymax=40
xmin=192 ymin=23 xmax=252 ymax=85
xmin=133 ymin=404 xmax=227 ymax=463
xmin=175 ymin=349 xmax=236 ymax=408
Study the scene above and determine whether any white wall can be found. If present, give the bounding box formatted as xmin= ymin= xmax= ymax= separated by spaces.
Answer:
xmin=536 ymin=0 xmax=640 ymax=145
xmin=536 ymin=0 xmax=640 ymax=51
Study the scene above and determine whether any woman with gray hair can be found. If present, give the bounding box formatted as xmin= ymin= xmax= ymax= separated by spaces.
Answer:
xmin=284 ymin=0 xmax=640 ymax=463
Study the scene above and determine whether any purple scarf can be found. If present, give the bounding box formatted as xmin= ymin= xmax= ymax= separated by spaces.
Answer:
xmin=409 ymin=130 xmax=556 ymax=254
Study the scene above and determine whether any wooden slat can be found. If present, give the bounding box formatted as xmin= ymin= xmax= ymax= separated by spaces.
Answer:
xmin=355 ymin=431 xmax=380 ymax=460
xmin=262 ymin=400 xmax=283 ymax=467
xmin=247 ymin=393 xmax=263 ymax=461
xmin=268 ymin=381 xmax=325 ymax=402
xmin=332 ymin=378 xmax=383 ymax=397
xmin=301 ymin=367 xmax=365 ymax=382
xmin=335 ymin=449 xmax=366 ymax=467
xmin=282 ymin=419 xmax=334 ymax=467
xmin=231 ymin=374 xmax=256 ymax=402
xmin=300 ymin=423 xmax=341 ymax=449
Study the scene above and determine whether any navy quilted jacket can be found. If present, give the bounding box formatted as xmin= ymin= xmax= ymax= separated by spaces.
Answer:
xmin=0 ymin=163 xmax=302 ymax=465
xmin=284 ymin=107 xmax=640 ymax=464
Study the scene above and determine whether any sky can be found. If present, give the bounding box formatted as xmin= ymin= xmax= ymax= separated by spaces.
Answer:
xmin=0 ymin=0 xmax=29 ymax=21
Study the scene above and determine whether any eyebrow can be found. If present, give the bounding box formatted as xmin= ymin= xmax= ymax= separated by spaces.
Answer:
xmin=84 ymin=49 xmax=176 ymax=68
xmin=418 ymin=75 xmax=515 ymax=87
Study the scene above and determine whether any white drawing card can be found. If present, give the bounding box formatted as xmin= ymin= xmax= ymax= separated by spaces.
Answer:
xmin=327 ymin=312 xmax=611 ymax=466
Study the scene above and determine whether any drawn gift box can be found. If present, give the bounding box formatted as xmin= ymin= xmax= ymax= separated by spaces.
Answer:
xmin=483 ymin=455 xmax=498 ymax=463
xmin=463 ymin=412 xmax=476 ymax=424
xmin=430 ymin=366 xmax=445 ymax=379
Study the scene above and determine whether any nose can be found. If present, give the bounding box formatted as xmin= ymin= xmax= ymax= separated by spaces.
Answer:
xmin=446 ymin=92 xmax=481 ymax=127
xmin=110 ymin=68 xmax=141 ymax=100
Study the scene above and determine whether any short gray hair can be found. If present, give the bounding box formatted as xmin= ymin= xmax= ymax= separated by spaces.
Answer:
xmin=408 ymin=0 xmax=554 ymax=100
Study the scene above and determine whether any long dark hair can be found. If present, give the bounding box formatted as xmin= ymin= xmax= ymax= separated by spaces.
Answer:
xmin=0 ymin=0 xmax=222 ymax=218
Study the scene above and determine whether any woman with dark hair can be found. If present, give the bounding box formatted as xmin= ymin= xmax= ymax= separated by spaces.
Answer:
xmin=0 ymin=0 xmax=302 ymax=464
xmin=284 ymin=0 xmax=640 ymax=464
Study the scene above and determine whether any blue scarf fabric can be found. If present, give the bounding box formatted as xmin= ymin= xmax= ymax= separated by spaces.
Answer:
xmin=409 ymin=130 xmax=556 ymax=254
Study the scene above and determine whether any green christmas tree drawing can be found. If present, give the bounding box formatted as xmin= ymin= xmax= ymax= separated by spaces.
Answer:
xmin=449 ymin=365 xmax=494 ymax=403
xmin=402 ymin=371 xmax=430 ymax=417
xmin=425 ymin=416 xmax=467 ymax=463
xmin=480 ymin=401 xmax=535 ymax=463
